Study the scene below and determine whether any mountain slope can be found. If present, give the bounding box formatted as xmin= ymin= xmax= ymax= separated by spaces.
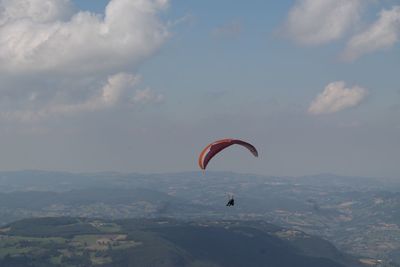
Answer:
xmin=0 ymin=217 xmax=363 ymax=267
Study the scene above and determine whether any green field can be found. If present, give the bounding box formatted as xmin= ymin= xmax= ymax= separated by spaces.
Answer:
xmin=0 ymin=218 xmax=140 ymax=266
xmin=0 ymin=216 xmax=373 ymax=267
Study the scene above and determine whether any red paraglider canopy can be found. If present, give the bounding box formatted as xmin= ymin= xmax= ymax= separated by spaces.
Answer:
xmin=198 ymin=138 xmax=258 ymax=170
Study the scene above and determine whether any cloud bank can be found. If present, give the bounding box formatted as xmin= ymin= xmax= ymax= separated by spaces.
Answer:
xmin=343 ymin=6 xmax=400 ymax=61
xmin=308 ymin=81 xmax=368 ymax=115
xmin=283 ymin=0 xmax=362 ymax=45
xmin=0 ymin=73 xmax=164 ymax=121
xmin=0 ymin=0 xmax=169 ymax=120
xmin=0 ymin=0 xmax=169 ymax=74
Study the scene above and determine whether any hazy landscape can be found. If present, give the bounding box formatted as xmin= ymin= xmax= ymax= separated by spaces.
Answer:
xmin=0 ymin=171 xmax=399 ymax=266
xmin=1 ymin=0 xmax=399 ymax=266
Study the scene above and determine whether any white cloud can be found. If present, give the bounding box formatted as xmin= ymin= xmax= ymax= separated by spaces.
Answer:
xmin=1 ymin=73 xmax=140 ymax=121
xmin=308 ymin=81 xmax=368 ymax=115
xmin=283 ymin=0 xmax=363 ymax=45
xmin=0 ymin=0 xmax=170 ymax=121
xmin=342 ymin=6 xmax=400 ymax=61
xmin=133 ymin=88 xmax=164 ymax=105
xmin=0 ymin=0 xmax=169 ymax=74
xmin=0 ymin=0 xmax=74 ymax=25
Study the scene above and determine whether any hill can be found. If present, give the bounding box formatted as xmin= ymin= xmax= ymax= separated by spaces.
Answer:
xmin=0 ymin=217 xmax=362 ymax=267
xmin=0 ymin=171 xmax=399 ymax=265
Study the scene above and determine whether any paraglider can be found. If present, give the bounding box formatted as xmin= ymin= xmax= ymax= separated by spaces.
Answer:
xmin=226 ymin=195 xmax=235 ymax=206
xmin=198 ymin=138 xmax=258 ymax=170
xmin=198 ymin=138 xmax=258 ymax=207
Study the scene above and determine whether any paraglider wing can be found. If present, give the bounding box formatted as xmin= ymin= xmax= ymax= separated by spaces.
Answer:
xmin=198 ymin=139 xmax=258 ymax=170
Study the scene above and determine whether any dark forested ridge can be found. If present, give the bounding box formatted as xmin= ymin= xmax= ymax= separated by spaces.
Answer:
xmin=0 ymin=217 xmax=364 ymax=267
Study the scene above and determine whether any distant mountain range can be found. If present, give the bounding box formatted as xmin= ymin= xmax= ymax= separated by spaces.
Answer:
xmin=0 ymin=170 xmax=399 ymax=266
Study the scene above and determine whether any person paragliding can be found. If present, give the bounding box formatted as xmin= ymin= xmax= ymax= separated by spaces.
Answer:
xmin=198 ymin=138 xmax=258 ymax=207
xmin=226 ymin=195 xmax=235 ymax=207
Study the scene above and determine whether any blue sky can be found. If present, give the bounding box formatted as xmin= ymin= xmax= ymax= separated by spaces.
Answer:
xmin=0 ymin=0 xmax=399 ymax=177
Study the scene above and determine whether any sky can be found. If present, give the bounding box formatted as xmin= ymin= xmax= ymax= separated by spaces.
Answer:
xmin=0 ymin=0 xmax=399 ymax=178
